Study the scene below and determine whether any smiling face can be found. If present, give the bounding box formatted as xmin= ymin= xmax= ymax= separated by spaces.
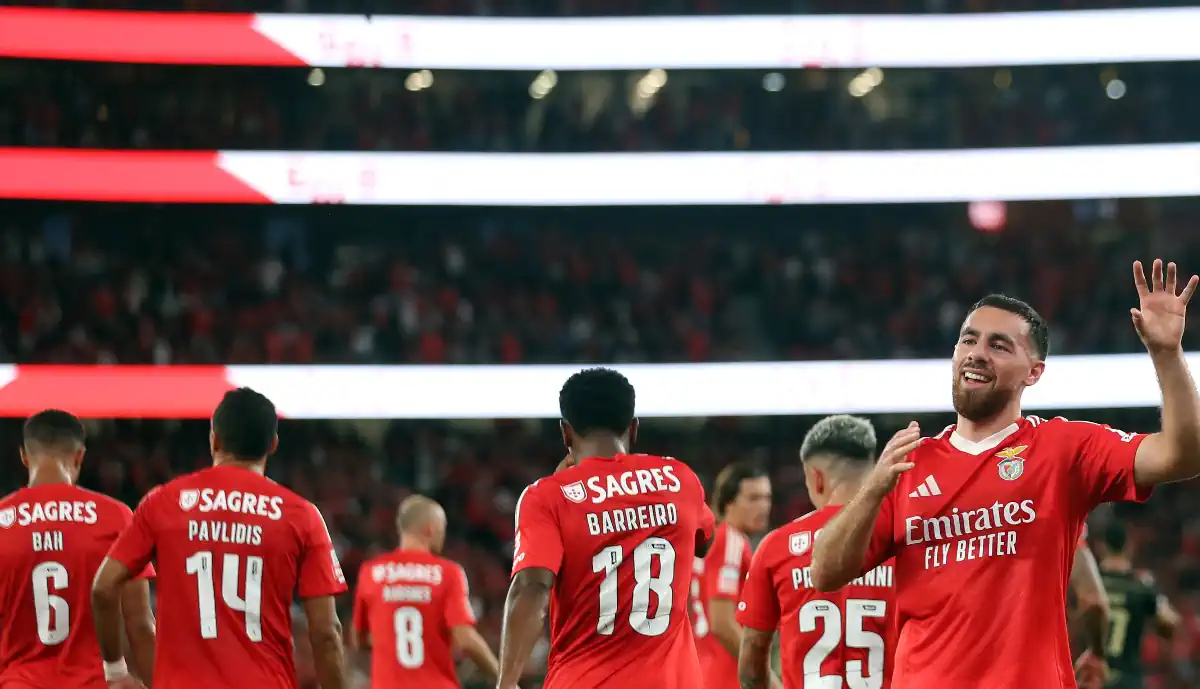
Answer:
xmin=952 ymin=306 xmax=1045 ymax=422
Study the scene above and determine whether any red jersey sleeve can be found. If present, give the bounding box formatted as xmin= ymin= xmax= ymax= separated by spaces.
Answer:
xmin=736 ymin=534 xmax=780 ymax=632
xmin=512 ymin=481 xmax=563 ymax=576
xmin=297 ymin=502 xmax=349 ymax=599
xmin=113 ymin=501 xmax=157 ymax=580
xmin=683 ymin=463 xmax=716 ymax=551
xmin=443 ymin=564 xmax=477 ymax=629
xmin=1061 ymin=419 xmax=1152 ymax=509
xmin=106 ymin=488 xmax=160 ymax=576
xmin=709 ymin=526 xmax=750 ymax=600
xmin=352 ymin=564 xmax=372 ymax=635
xmin=859 ymin=490 xmax=896 ymax=575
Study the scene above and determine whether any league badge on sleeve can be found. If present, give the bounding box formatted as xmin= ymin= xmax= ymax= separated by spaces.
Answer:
xmin=179 ymin=489 xmax=200 ymax=511
xmin=0 ymin=506 xmax=14 ymax=529
xmin=995 ymin=446 xmax=1027 ymax=481
xmin=560 ymin=481 xmax=587 ymax=504
xmin=789 ymin=531 xmax=811 ymax=556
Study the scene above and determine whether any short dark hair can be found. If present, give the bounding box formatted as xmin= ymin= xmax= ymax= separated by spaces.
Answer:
xmin=711 ymin=462 xmax=767 ymax=517
xmin=800 ymin=415 xmax=877 ymax=465
xmin=23 ymin=410 xmax=85 ymax=454
xmin=969 ymin=294 xmax=1050 ymax=360
xmin=212 ymin=388 xmax=278 ymax=460
xmin=559 ymin=368 xmax=635 ymax=436
xmin=1103 ymin=522 xmax=1128 ymax=554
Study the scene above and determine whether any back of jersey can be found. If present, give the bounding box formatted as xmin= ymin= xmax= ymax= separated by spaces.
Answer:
xmin=513 ymin=453 xmax=715 ymax=689
xmin=1102 ymin=569 xmax=1158 ymax=688
xmin=107 ymin=465 xmax=347 ymax=689
xmin=0 ymin=483 xmax=141 ymax=688
xmin=738 ymin=507 xmax=895 ymax=689
xmin=352 ymin=550 xmax=476 ymax=689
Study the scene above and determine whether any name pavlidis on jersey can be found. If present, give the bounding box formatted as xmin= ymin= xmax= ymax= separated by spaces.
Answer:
xmin=904 ymin=499 xmax=1037 ymax=570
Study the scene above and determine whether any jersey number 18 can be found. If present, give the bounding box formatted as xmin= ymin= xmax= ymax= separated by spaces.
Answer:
xmin=591 ymin=537 xmax=676 ymax=637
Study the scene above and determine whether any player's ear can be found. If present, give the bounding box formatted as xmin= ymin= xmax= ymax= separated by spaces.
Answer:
xmin=627 ymin=418 xmax=639 ymax=447
xmin=1024 ymin=360 xmax=1046 ymax=387
xmin=18 ymin=446 xmax=28 ymax=469
xmin=268 ymin=434 xmax=279 ymax=455
xmin=209 ymin=429 xmax=219 ymax=455
xmin=72 ymin=446 xmax=85 ymax=473
xmin=559 ymin=419 xmax=572 ymax=450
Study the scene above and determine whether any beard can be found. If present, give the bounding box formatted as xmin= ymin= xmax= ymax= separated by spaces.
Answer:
xmin=952 ymin=378 xmax=1017 ymax=422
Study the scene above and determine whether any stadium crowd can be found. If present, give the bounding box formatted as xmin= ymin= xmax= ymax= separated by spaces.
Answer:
xmin=4 ymin=62 xmax=1198 ymax=152
xmin=0 ymin=202 xmax=1198 ymax=365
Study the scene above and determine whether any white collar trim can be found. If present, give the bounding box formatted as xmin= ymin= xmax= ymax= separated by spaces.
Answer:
xmin=948 ymin=422 xmax=1020 ymax=456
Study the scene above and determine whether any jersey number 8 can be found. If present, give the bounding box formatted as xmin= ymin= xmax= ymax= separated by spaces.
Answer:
xmin=800 ymin=598 xmax=887 ymax=689
xmin=393 ymin=607 xmax=424 ymax=668
xmin=591 ymin=537 xmax=676 ymax=637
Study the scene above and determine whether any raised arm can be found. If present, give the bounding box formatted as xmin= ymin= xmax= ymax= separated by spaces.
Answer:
xmin=1126 ymin=260 xmax=1200 ymax=486
xmin=811 ymin=424 xmax=921 ymax=591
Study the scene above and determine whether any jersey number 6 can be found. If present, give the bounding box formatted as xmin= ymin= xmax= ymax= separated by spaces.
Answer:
xmin=591 ymin=537 xmax=676 ymax=637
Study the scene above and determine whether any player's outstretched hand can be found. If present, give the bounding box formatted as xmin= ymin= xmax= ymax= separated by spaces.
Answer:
xmin=862 ymin=422 xmax=921 ymax=501
xmin=106 ymin=677 xmax=146 ymax=689
xmin=1132 ymin=259 xmax=1199 ymax=354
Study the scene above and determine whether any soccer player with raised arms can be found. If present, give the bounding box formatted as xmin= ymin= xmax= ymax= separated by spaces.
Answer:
xmin=812 ymin=260 xmax=1200 ymax=689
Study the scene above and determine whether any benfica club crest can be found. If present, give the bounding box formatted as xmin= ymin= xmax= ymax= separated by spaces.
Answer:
xmin=0 ymin=507 xmax=14 ymax=529
xmin=789 ymin=531 xmax=811 ymax=556
xmin=179 ymin=490 xmax=200 ymax=511
xmin=560 ymin=481 xmax=587 ymax=504
xmin=996 ymin=445 xmax=1028 ymax=481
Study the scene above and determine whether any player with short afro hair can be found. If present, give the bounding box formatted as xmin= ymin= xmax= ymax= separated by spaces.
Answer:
xmin=210 ymin=387 xmax=279 ymax=461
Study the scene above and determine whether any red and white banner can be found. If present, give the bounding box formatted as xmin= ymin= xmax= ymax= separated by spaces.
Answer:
xmin=3 ymin=7 xmax=1200 ymax=69
xmin=3 ymin=144 xmax=1200 ymax=205
xmin=0 ymin=353 xmax=1181 ymax=419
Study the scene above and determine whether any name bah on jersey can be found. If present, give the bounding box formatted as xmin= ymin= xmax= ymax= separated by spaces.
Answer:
xmin=179 ymin=489 xmax=284 ymax=546
xmin=0 ymin=499 xmax=99 ymax=552
xmin=371 ymin=562 xmax=444 ymax=604
xmin=560 ymin=466 xmax=685 ymax=536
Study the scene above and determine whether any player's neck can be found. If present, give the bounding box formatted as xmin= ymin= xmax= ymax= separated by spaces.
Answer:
xmin=398 ymin=536 xmax=431 ymax=553
xmin=26 ymin=461 xmax=74 ymax=488
xmin=571 ymin=437 xmax=627 ymax=461
xmin=212 ymin=455 xmax=267 ymax=475
xmin=954 ymin=408 xmax=1022 ymax=442
xmin=820 ymin=483 xmax=862 ymax=509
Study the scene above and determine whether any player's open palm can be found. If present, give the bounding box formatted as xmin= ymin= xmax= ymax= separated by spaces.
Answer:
xmin=1132 ymin=259 xmax=1199 ymax=354
xmin=863 ymin=422 xmax=921 ymax=500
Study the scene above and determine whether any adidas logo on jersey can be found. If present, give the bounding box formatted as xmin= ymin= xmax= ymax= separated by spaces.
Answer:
xmin=909 ymin=476 xmax=942 ymax=498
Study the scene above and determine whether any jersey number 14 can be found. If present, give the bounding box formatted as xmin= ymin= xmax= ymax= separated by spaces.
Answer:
xmin=186 ymin=551 xmax=265 ymax=642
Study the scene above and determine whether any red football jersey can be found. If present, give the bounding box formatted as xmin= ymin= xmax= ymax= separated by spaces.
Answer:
xmin=738 ymin=506 xmax=895 ymax=689
xmin=0 ymin=483 xmax=154 ymax=689
xmin=856 ymin=416 xmax=1150 ymax=689
xmin=512 ymin=453 xmax=716 ymax=689
xmin=690 ymin=522 xmax=752 ymax=689
xmin=352 ymin=549 xmax=477 ymax=689
xmin=106 ymin=465 xmax=348 ymax=689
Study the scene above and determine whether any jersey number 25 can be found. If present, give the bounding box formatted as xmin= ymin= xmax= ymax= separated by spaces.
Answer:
xmin=800 ymin=599 xmax=887 ymax=689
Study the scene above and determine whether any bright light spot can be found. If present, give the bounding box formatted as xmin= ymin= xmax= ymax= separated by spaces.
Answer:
xmin=863 ymin=67 xmax=884 ymax=87
xmin=994 ymin=69 xmax=1012 ymax=90
xmin=847 ymin=75 xmax=871 ymax=97
xmin=645 ymin=69 xmax=668 ymax=89
xmin=307 ymin=68 xmax=325 ymax=87
xmin=529 ymin=70 xmax=557 ymax=99
xmin=1106 ymin=79 xmax=1126 ymax=100
xmin=968 ymin=201 xmax=1007 ymax=233
xmin=404 ymin=72 xmax=423 ymax=91
xmin=418 ymin=70 xmax=434 ymax=89
xmin=762 ymin=72 xmax=785 ymax=92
